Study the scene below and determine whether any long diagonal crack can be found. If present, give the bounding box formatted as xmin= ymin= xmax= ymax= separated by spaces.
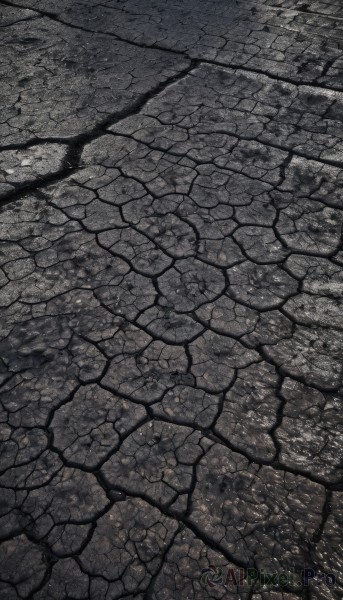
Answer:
xmin=0 ymin=60 xmax=197 ymax=206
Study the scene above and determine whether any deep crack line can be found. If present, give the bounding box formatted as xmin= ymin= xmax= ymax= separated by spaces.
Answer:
xmin=0 ymin=59 xmax=198 ymax=207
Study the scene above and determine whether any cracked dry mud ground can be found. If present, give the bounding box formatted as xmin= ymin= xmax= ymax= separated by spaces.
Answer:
xmin=0 ymin=0 xmax=343 ymax=599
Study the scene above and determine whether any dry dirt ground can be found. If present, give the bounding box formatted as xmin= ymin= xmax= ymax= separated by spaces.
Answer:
xmin=0 ymin=0 xmax=342 ymax=598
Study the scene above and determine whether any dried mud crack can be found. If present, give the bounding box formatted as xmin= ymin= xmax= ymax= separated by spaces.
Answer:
xmin=0 ymin=1 xmax=342 ymax=599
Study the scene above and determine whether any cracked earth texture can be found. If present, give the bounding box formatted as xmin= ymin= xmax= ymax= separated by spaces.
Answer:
xmin=0 ymin=0 xmax=342 ymax=598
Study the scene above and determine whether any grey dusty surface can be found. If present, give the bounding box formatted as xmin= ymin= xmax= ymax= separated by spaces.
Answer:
xmin=0 ymin=0 xmax=342 ymax=598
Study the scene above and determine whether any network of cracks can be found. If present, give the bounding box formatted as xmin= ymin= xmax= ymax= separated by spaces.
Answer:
xmin=0 ymin=0 xmax=342 ymax=598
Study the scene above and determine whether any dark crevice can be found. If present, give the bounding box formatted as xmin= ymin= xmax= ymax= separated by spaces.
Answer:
xmin=0 ymin=59 xmax=198 ymax=208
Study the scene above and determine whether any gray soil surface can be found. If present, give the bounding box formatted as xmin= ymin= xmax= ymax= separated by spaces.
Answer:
xmin=0 ymin=0 xmax=342 ymax=598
